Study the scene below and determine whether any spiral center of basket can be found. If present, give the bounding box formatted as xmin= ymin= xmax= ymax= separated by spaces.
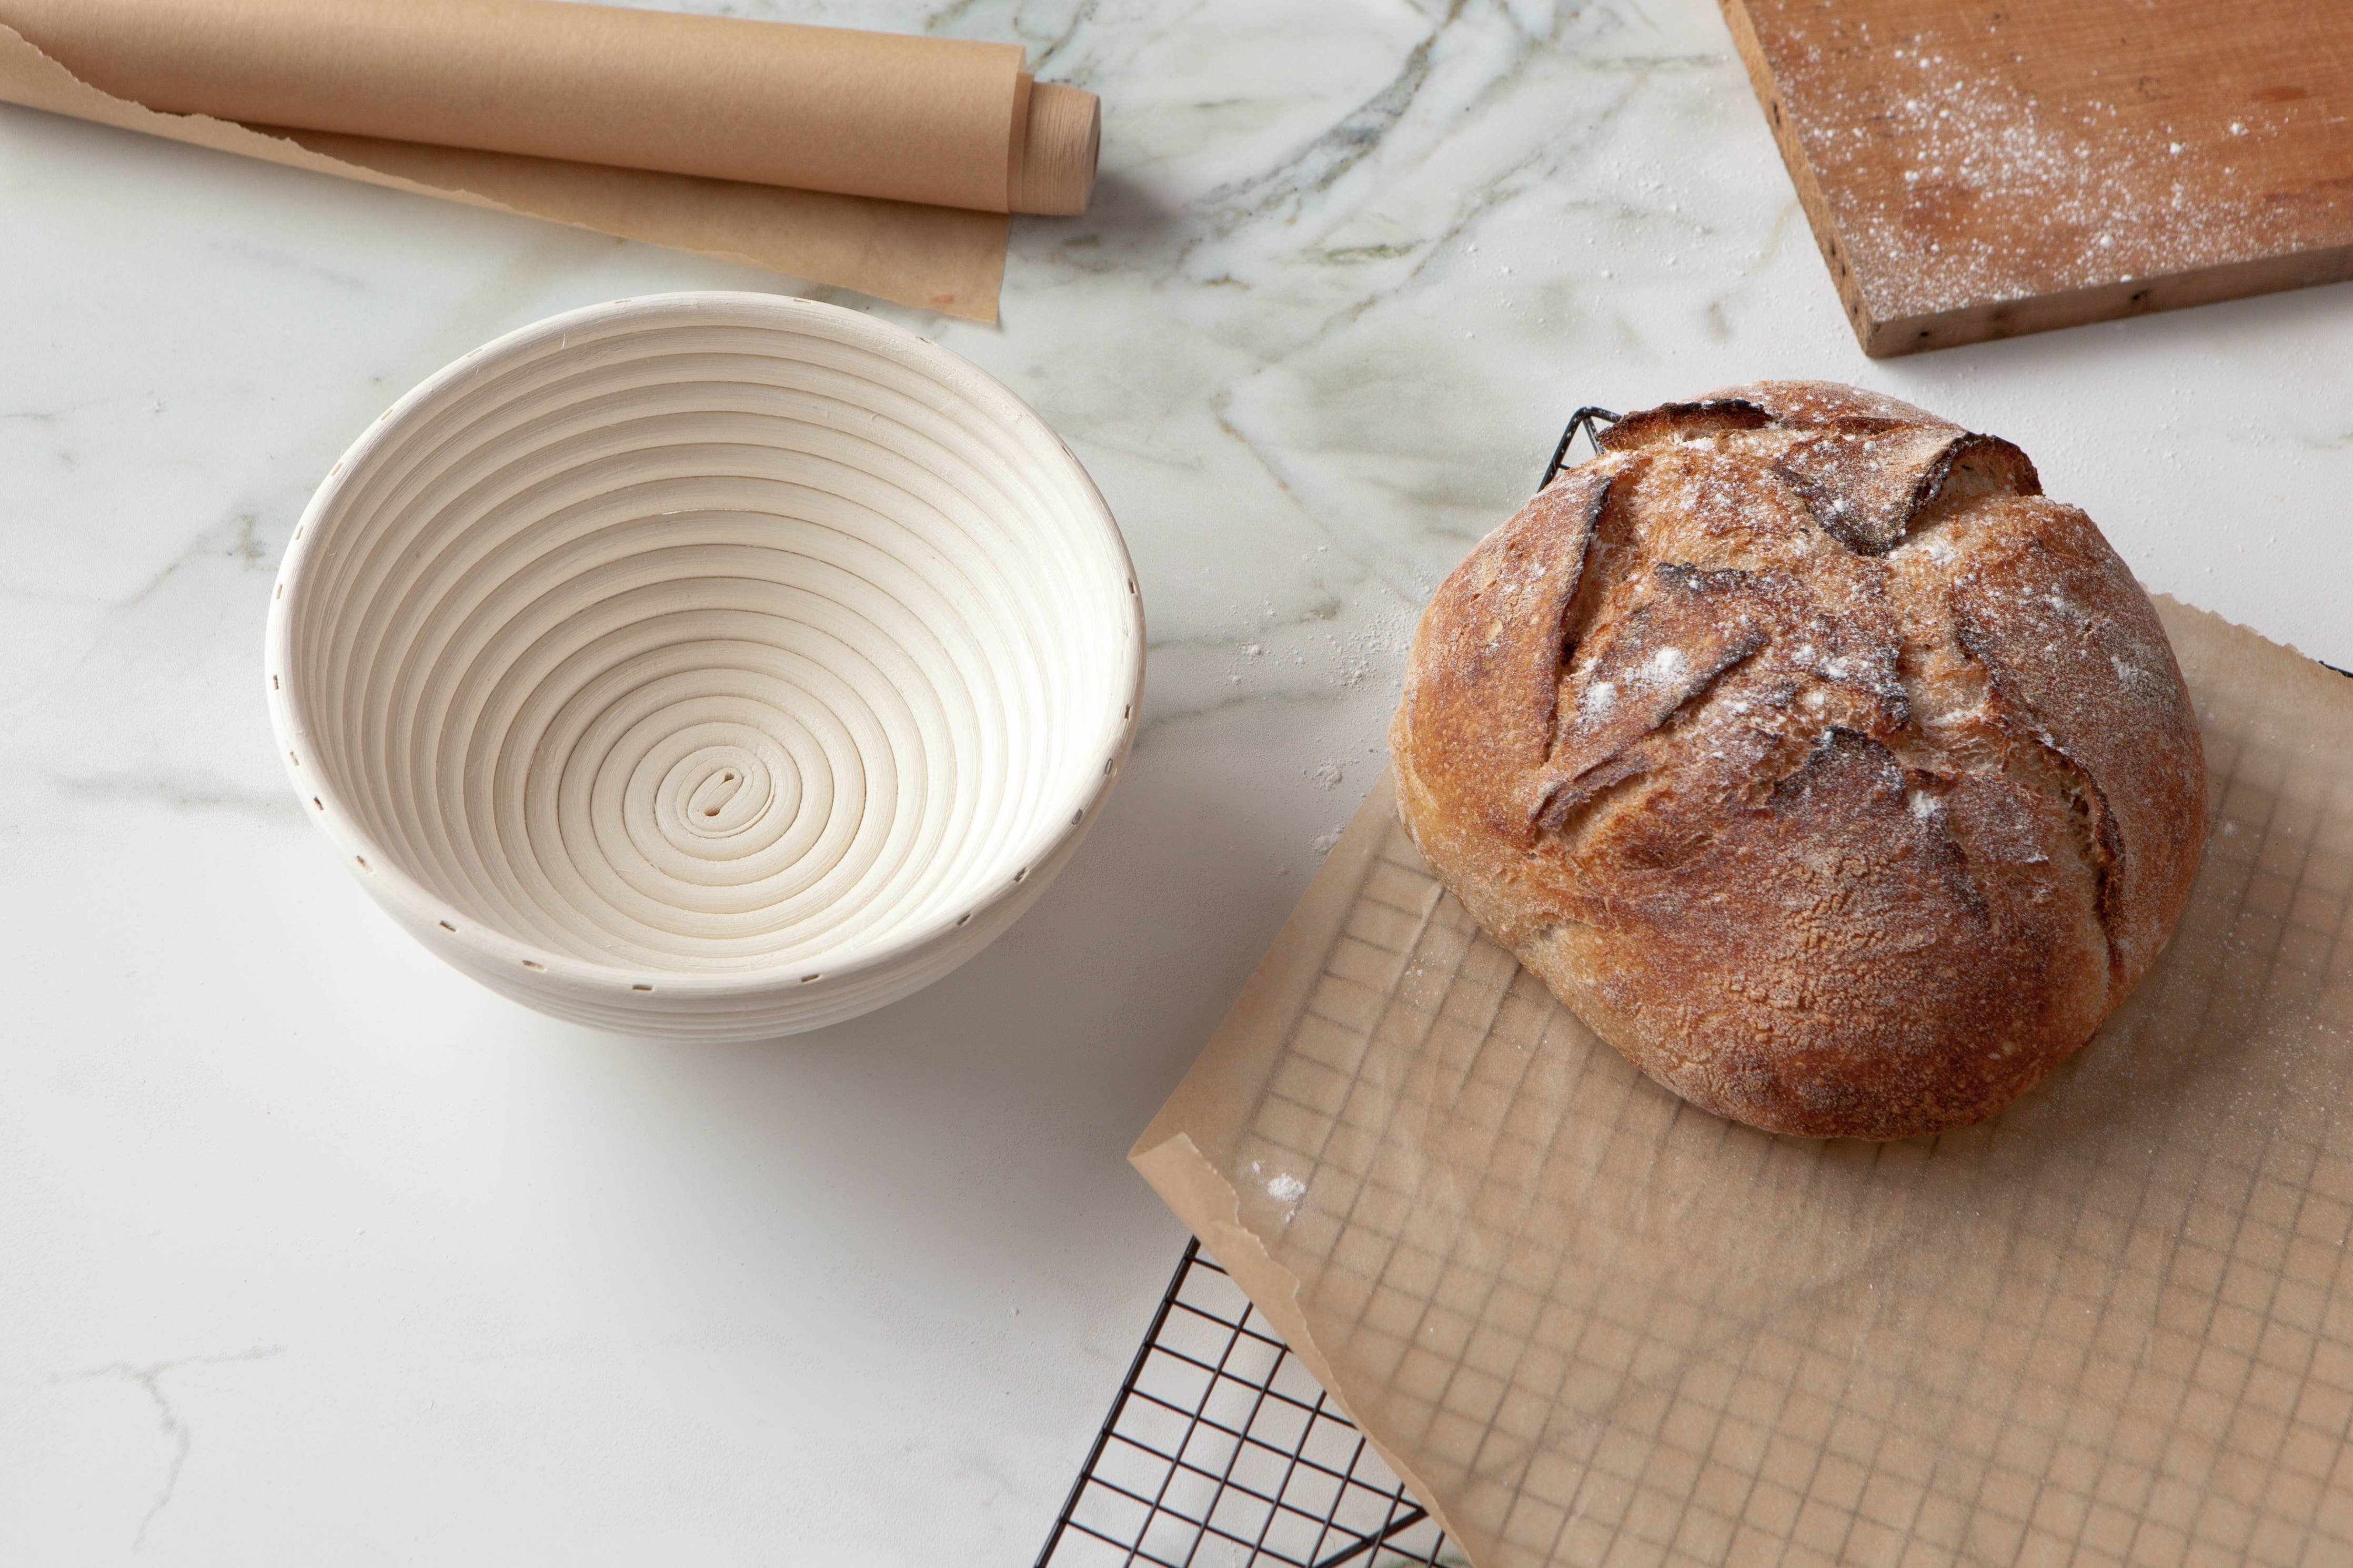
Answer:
xmin=663 ymin=744 xmax=784 ymax=842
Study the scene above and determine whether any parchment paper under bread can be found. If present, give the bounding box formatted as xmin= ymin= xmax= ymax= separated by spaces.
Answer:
xmin=1135 ymin=598 xmax=2353 ymax=1567
xmin=0 ymin=10 xmax=1011 ymax=320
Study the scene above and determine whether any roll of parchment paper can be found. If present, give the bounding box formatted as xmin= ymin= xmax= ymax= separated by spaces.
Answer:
xmin=0 ymin=0 xmax=1098 ymax=215
xmin=0 ymin=1 xmax=1101 ymax=322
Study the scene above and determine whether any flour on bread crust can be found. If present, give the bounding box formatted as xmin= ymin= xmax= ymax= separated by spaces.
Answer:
xmin=1391 ymin=381 xmax=2207 ymax=1140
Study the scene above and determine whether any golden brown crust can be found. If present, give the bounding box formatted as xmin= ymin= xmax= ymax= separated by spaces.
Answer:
xmin=1391 ymin=381 xmax=2208 ymax=1140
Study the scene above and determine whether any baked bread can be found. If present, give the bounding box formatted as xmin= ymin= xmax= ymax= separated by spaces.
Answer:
xmin=1390 ymin=382 xmax=2207 ymax=1139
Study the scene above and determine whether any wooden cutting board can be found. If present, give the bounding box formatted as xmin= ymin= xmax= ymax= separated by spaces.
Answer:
xmin=1718 ymin=1 xmax=2353 ymax=356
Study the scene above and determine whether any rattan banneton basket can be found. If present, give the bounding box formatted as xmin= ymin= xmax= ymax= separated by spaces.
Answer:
xmin=266 ymin=293 xmax=1143 ymax=1040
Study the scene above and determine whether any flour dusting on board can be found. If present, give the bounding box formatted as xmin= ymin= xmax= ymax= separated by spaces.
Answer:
xmin=1735 ymin=1 xmax=2339 ymax=340
xmin=1784 ymin=41 xmax=2267 ymax=315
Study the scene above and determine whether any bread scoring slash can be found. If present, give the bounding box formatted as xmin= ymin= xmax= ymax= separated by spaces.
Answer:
xmin=1390 ymin=382 xmax=2208 ymax=1140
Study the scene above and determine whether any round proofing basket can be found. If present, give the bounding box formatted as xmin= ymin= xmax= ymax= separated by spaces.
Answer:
xmin=266 ymin=294 xmax=1143 ymax=1042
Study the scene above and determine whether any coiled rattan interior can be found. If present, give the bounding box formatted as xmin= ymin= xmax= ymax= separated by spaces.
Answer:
xmin=269 ymin=295 xmax=1139 ymax=1036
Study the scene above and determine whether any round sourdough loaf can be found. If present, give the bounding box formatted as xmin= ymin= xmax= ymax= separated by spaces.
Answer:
xmin=1390 ymin=382 xmax=2208 ymax=1139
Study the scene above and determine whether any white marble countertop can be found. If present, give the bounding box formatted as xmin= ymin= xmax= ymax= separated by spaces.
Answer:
xmin=4 ymin=1 xmax=2349 ymax=1562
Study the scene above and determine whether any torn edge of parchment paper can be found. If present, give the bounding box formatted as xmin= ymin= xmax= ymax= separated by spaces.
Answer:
xmin=1130 ymin=1127 xmax=1475 ymax=1554
xmin=1130 ymin=766 xmax=1473 ymax=1554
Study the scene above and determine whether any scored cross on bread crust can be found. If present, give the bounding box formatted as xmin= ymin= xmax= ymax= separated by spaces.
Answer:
xmin=1391 ymin=382 xmax=2208 ymax=1140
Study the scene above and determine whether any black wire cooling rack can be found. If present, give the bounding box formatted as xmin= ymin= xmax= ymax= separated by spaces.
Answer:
xmin=1036 ymin=411 xmax=1641 ymax=1568
xmin=1034 ymin=1240 xmax=1458 ymax=1568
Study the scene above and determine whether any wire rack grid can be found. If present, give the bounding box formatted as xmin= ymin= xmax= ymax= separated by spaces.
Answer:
xmin=1037 ymin=411 xmax=1634 ymax=1568
xmin=1036 ymin=1239 xmax=1462 ymax=1568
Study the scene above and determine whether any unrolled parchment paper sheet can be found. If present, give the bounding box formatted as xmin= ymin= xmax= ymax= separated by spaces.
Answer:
xmin=0 ymin=0 xmax=1085 ymax=319
xmin=1134 ymin=599 xmax=2353 ymax=1568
